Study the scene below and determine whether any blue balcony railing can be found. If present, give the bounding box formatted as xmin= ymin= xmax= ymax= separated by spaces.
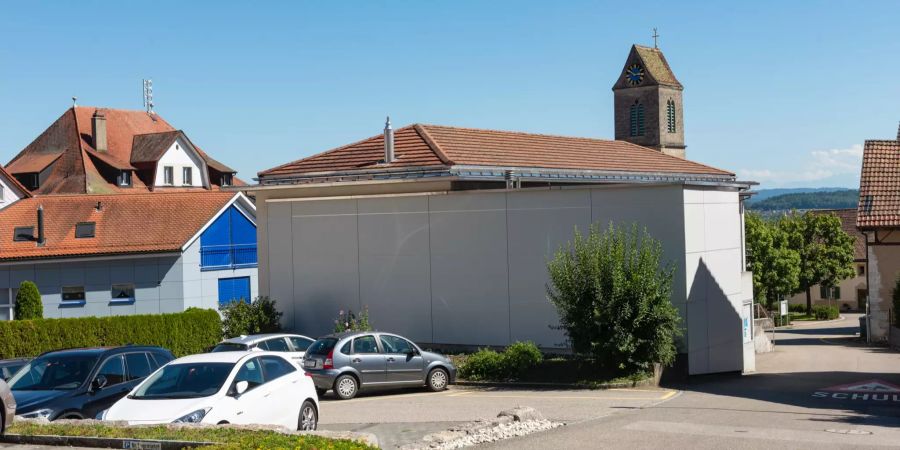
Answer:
xmin=200 ymin=244 xmax=258 ymax=270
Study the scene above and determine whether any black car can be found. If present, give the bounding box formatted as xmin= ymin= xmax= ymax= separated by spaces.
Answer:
xmin=0 ymin=358 xmax=30 ymax=382
xmin=8 ymin=346 xmax=174 ymax=421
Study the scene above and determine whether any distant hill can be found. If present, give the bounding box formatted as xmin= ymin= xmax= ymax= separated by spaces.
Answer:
xmin=747 ymin=187 xmax=856 ymax=203
xmin=747 ymin=189 xmax=859 ymax=212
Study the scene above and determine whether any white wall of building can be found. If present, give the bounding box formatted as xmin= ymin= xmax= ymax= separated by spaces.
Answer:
xmin=0 ymin=173 xmax=26 ymax=210
xmin=154 ymin=137 xmax=208 ymax=188
xmin=261 ymin=183 xmax=753 ymax=375
xmin=181 ymin=238 xmax=259 ymax=311
xmin=788 ymin=264 xmax=867 ymax=311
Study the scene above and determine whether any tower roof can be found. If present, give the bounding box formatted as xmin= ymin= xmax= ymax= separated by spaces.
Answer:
xmin=613 ymin=45 xmax=683 ymax=90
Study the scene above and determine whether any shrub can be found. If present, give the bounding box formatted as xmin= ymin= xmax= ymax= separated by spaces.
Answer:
xmin=220 ymin=296 xmax=283 ymax=338
xmin=14 ymin=281 xmax=43 ymax=320
xmin=812 ymin=305 xmax=839 ymax=321
xmin=0 ymin=309 xmax=221 ymax=358
xmin=458 ymin=341 xmax=543 ymax=381
xmin=893 ymin=276 xmax=900 ymax=327
xmin=788 ymin=303 xmax=807 ymax=313
xmin=547 ymin=223 xmax=680 ymax=374
xmin=334 ymin=307 xmax=372 ymax=333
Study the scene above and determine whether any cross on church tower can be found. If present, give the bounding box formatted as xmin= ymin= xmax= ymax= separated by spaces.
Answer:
xmin=652 ymin=28 xmax=659 ymax=48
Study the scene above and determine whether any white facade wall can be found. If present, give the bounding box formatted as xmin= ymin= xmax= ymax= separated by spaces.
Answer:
xmin=0 ymin=173 xmax=25 ymax=210
xmin=788 ymin=264 xmax=867 ymax=311
xmin=181 ymin=238 xmax=259 ymax=310
xmin=154 ymin=138 xmax=208 ymax=188
xmin=262 ymin=184 xmax=753 ymax=375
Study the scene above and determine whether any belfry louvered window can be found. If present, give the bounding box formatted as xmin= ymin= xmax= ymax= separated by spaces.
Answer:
xmin=667 ymin=99 xmax=676 ymax=133
xmin=630 ymin=103 xmax=645 ymax=137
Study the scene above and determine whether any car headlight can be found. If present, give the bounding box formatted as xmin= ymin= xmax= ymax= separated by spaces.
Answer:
xmin=173 ymin=408 xmax=210 ymax=424
xmin=19 ymin=408 xmax=53 ymax=420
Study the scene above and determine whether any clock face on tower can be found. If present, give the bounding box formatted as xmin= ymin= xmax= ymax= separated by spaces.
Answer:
xmin=625 ymin=64 xmax=645 ymax=86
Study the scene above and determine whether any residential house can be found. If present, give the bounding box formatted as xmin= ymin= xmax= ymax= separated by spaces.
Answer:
xmin=0 ymin=106 xmax=257 ymax=320
xmin=857 ymin=123 xmax=900 ymax=341
xmin=0 ymin=166 xmax=30 ymax=210
xmin=787 ymin=209 xmax=867 ymax=311
xmin=244 ymin=45 xmax=757 ymax=376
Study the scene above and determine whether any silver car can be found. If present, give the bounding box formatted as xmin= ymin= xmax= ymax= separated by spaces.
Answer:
xmin=210 ymin=333 xmax=315 ymax=366
xmin=303 ymin=331 xmax=456 ymax=400
xmin=1 ymin=378 xmax=14 ymax=435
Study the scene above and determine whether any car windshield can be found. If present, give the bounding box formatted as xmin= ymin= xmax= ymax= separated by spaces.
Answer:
xmin=130 ymin=362 xmax=233 ymax=399
xmin=306 ymin=338 xmax=338 ymax=356
xmin=210 ymin=342 xmax=249 ymax=353
xmin=9 ymin=354 xmax=98 ymax=391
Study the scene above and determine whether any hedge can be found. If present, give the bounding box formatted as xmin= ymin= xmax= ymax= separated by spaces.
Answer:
xmin=0 ymin=308 xmax=222 ymax=359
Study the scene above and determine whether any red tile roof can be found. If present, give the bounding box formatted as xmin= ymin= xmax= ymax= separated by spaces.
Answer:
xmin=0 ymin=192 xmax=236 ymax=261
xmin=857 ymin=140 xmax=900 ymax=228
xmin=0 ymin=165 xmax=31 ymax=199
xmin=5 ymin=107 xmax=237 ymax=195
xmin=810 ymin=209 xmax=866 ymax=261
xmin=260 ymin=124 xmax=732 ymax=179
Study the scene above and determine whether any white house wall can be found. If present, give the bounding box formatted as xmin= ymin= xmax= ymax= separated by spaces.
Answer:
xmin=154 ymin=137 xmax=207 ymax=188
xmin=0 ymin=174 xmax=25 ymax=210
xmin=181 ymin=238 xmax=259 ymax=310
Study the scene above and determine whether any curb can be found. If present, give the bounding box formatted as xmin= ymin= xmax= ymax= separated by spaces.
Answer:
xmin=455 ymin=376 xmax=657 ymax=390
xmin=1 ymin=434 xmax=212 ymax=449
xmin=777 ymin=315 xmax=847 ymax=329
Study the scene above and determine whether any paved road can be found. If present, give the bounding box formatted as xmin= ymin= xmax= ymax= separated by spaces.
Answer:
xmin=486 ymin=313 xmax=900 ymax=449
xmin=318 ymin=385 xmax=677 ymax=448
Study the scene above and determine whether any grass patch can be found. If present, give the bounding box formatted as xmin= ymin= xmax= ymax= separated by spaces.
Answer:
xmin=7 ymin=421 xmax=375 ymax=450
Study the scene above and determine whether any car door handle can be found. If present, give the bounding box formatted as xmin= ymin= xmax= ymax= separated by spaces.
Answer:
xmin=352 ymin=358 xmax=362 ymax=363
xmin=386 ymin=357 xmax=395 ymax=362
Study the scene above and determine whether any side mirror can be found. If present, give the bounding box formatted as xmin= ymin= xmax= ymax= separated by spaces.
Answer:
xmin=92 ymin=375 xmax=108 ymax=391
xmin=231 ymin=380 xmax=249 ymax=397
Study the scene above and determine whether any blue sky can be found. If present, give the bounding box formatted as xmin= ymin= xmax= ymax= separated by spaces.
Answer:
xmin=1 ymin=1 xmax=897 ymax=189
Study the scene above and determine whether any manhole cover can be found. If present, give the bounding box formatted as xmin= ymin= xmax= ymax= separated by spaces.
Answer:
xmin=824 ymin=429 xmax=873 ymax=435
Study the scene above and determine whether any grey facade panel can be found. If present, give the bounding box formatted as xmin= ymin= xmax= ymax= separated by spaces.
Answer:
xmin=425 ymin=193 xmax=511 ymax=346
xmin=291 ymin=199 xmax=361 ymax=338
xmin=357 ymin=196 xmax=433 ymax=344
xmin=267 ymin=202 xmax=296 ymax=329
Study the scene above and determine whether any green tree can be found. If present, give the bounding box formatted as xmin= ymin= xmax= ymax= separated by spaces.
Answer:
xmin=14 ymin=281 xmax=43 ymax=320
xmin=220 ymin=296 xmax=283 ymax=337
xmin=745 ymin=213 xmax=800 ymax=309
xmin=547 ymin=223 xmax=680 ymax=374
xmin=782 ymin=212 xmax=855 ymax=314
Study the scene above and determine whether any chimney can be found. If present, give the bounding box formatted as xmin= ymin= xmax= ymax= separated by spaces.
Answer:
xmin=384 ymin=116 xmax=395 ymax=163
xmin=92 ymin=109 xmax=108 ymax=152
xmin=36 ymin=205 xmax=45 ymax=246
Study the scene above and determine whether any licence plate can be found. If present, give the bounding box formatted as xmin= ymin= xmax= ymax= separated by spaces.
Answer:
xmin=304 ymin=359 xmax=317 ymax=368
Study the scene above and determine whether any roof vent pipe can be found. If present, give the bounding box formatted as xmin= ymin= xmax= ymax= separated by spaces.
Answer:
xmin=92 ymin=109 xmax=108 ymax=152
xmin=384 ymin=116 xmax=395 ymax=163
xmin=36 ymin=205 xmax=45 ymax=246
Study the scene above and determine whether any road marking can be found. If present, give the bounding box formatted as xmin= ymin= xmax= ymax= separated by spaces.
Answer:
xmin=658 ymin=390 xmax=678 ymax=400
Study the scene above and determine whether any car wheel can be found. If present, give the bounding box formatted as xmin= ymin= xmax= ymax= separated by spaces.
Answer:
xmin=316 ymin=388 xmax=327 ymax=398
xmin=298 ymin=400 xmax=318 ymax=431
xmin=334 ymin=374 xmax=359 ymax=400
xmin=427 ymin=367 xmax=449 ymax=392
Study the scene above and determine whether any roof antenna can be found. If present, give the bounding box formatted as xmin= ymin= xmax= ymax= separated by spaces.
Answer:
xmin=72 ymin=96 xmax=78 ymax=108
xmin=142 ymin=79 xmax=154 ymax=115
xmin=652 ymin=28 xmax=659 ymax=48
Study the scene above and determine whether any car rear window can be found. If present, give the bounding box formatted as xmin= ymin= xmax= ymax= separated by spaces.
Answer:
xmin=211 ymin=342 xmax=250 ymax=353
xmin=306 ymin=338 xmax=338 ymax=356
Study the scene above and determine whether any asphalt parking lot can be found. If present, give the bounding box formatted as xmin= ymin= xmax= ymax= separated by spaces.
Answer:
xmin=318 ymin=385 xmax=678 ymax=448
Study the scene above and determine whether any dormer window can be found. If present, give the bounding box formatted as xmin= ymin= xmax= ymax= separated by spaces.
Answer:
xmin=221 ymin=173 xmax=233 ymax=187
xmin=75 ymin=222 xmax=95 ymax=239
xmin=15 ymin=173 xmax=39 ymax=190
xmin=118 ymin=170 xmax=132 ymax=187
xmin=183 ymin=167 xmax=193 ymax=186
xmin=163 ymin=166 xmax=174 ymax=185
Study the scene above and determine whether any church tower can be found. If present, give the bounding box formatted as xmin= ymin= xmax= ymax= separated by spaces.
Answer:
xmin=612 ymin=44 xmax=686 ymax=159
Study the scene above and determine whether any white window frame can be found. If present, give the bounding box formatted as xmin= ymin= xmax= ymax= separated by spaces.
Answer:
xmin=0 ymin=288 xmax=13 ymax=321
xmin=182 ymin=167 xmax=193 ymax=186
xmin=118 ymin=170 xmax=132 ymax=187
xmin=163 ymin=166 xmax=174 ymax=186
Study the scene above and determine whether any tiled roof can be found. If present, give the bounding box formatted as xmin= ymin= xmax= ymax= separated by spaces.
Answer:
xmin=809 ymin=209 xmax=866 ymax=261
xmin=0 ymin=165 xmax=31 ymax=199
xmin=131 ymin=131 xmax=181 ymax=163
xmin=0 ymin=192 xmax=236 ymax=261
xmin=259 ymin=124 xmax=732 ymax=179
xmin=5 ymin=107 xmax=237 ymax=194
xmin=857 ymin=140 xmax=900 ymax=228
xmin=633 ymin=45 xmax=682 ymax=88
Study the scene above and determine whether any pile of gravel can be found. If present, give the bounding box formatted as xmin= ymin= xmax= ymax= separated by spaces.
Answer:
xmin=401 ymin=407 xmax=563 ymax=449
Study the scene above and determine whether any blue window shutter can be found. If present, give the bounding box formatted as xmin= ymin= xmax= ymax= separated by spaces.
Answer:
xmin=218 ymin=277 xmax=250 ymax=307
xmin=201 ymin=205 xmax=257 ymax=269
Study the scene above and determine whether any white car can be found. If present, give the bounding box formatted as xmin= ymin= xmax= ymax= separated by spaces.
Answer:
xmin=210 ymin=334 xmax=315 ymax=365
xmin=103 ymin=351 xmax=319 ymax=431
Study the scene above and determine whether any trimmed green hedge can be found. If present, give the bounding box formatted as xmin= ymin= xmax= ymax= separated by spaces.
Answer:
xmin=458 ymin=341 xmax=543 ymax=381
xmin=0 ymin=308 xmax=222 ymax=359
xmin=812 ymin=305 xmax=839 ymax=321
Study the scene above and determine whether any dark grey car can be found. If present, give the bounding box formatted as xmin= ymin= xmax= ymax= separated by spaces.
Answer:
xmin=303 ymin=332 xmax=456 ymax=400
